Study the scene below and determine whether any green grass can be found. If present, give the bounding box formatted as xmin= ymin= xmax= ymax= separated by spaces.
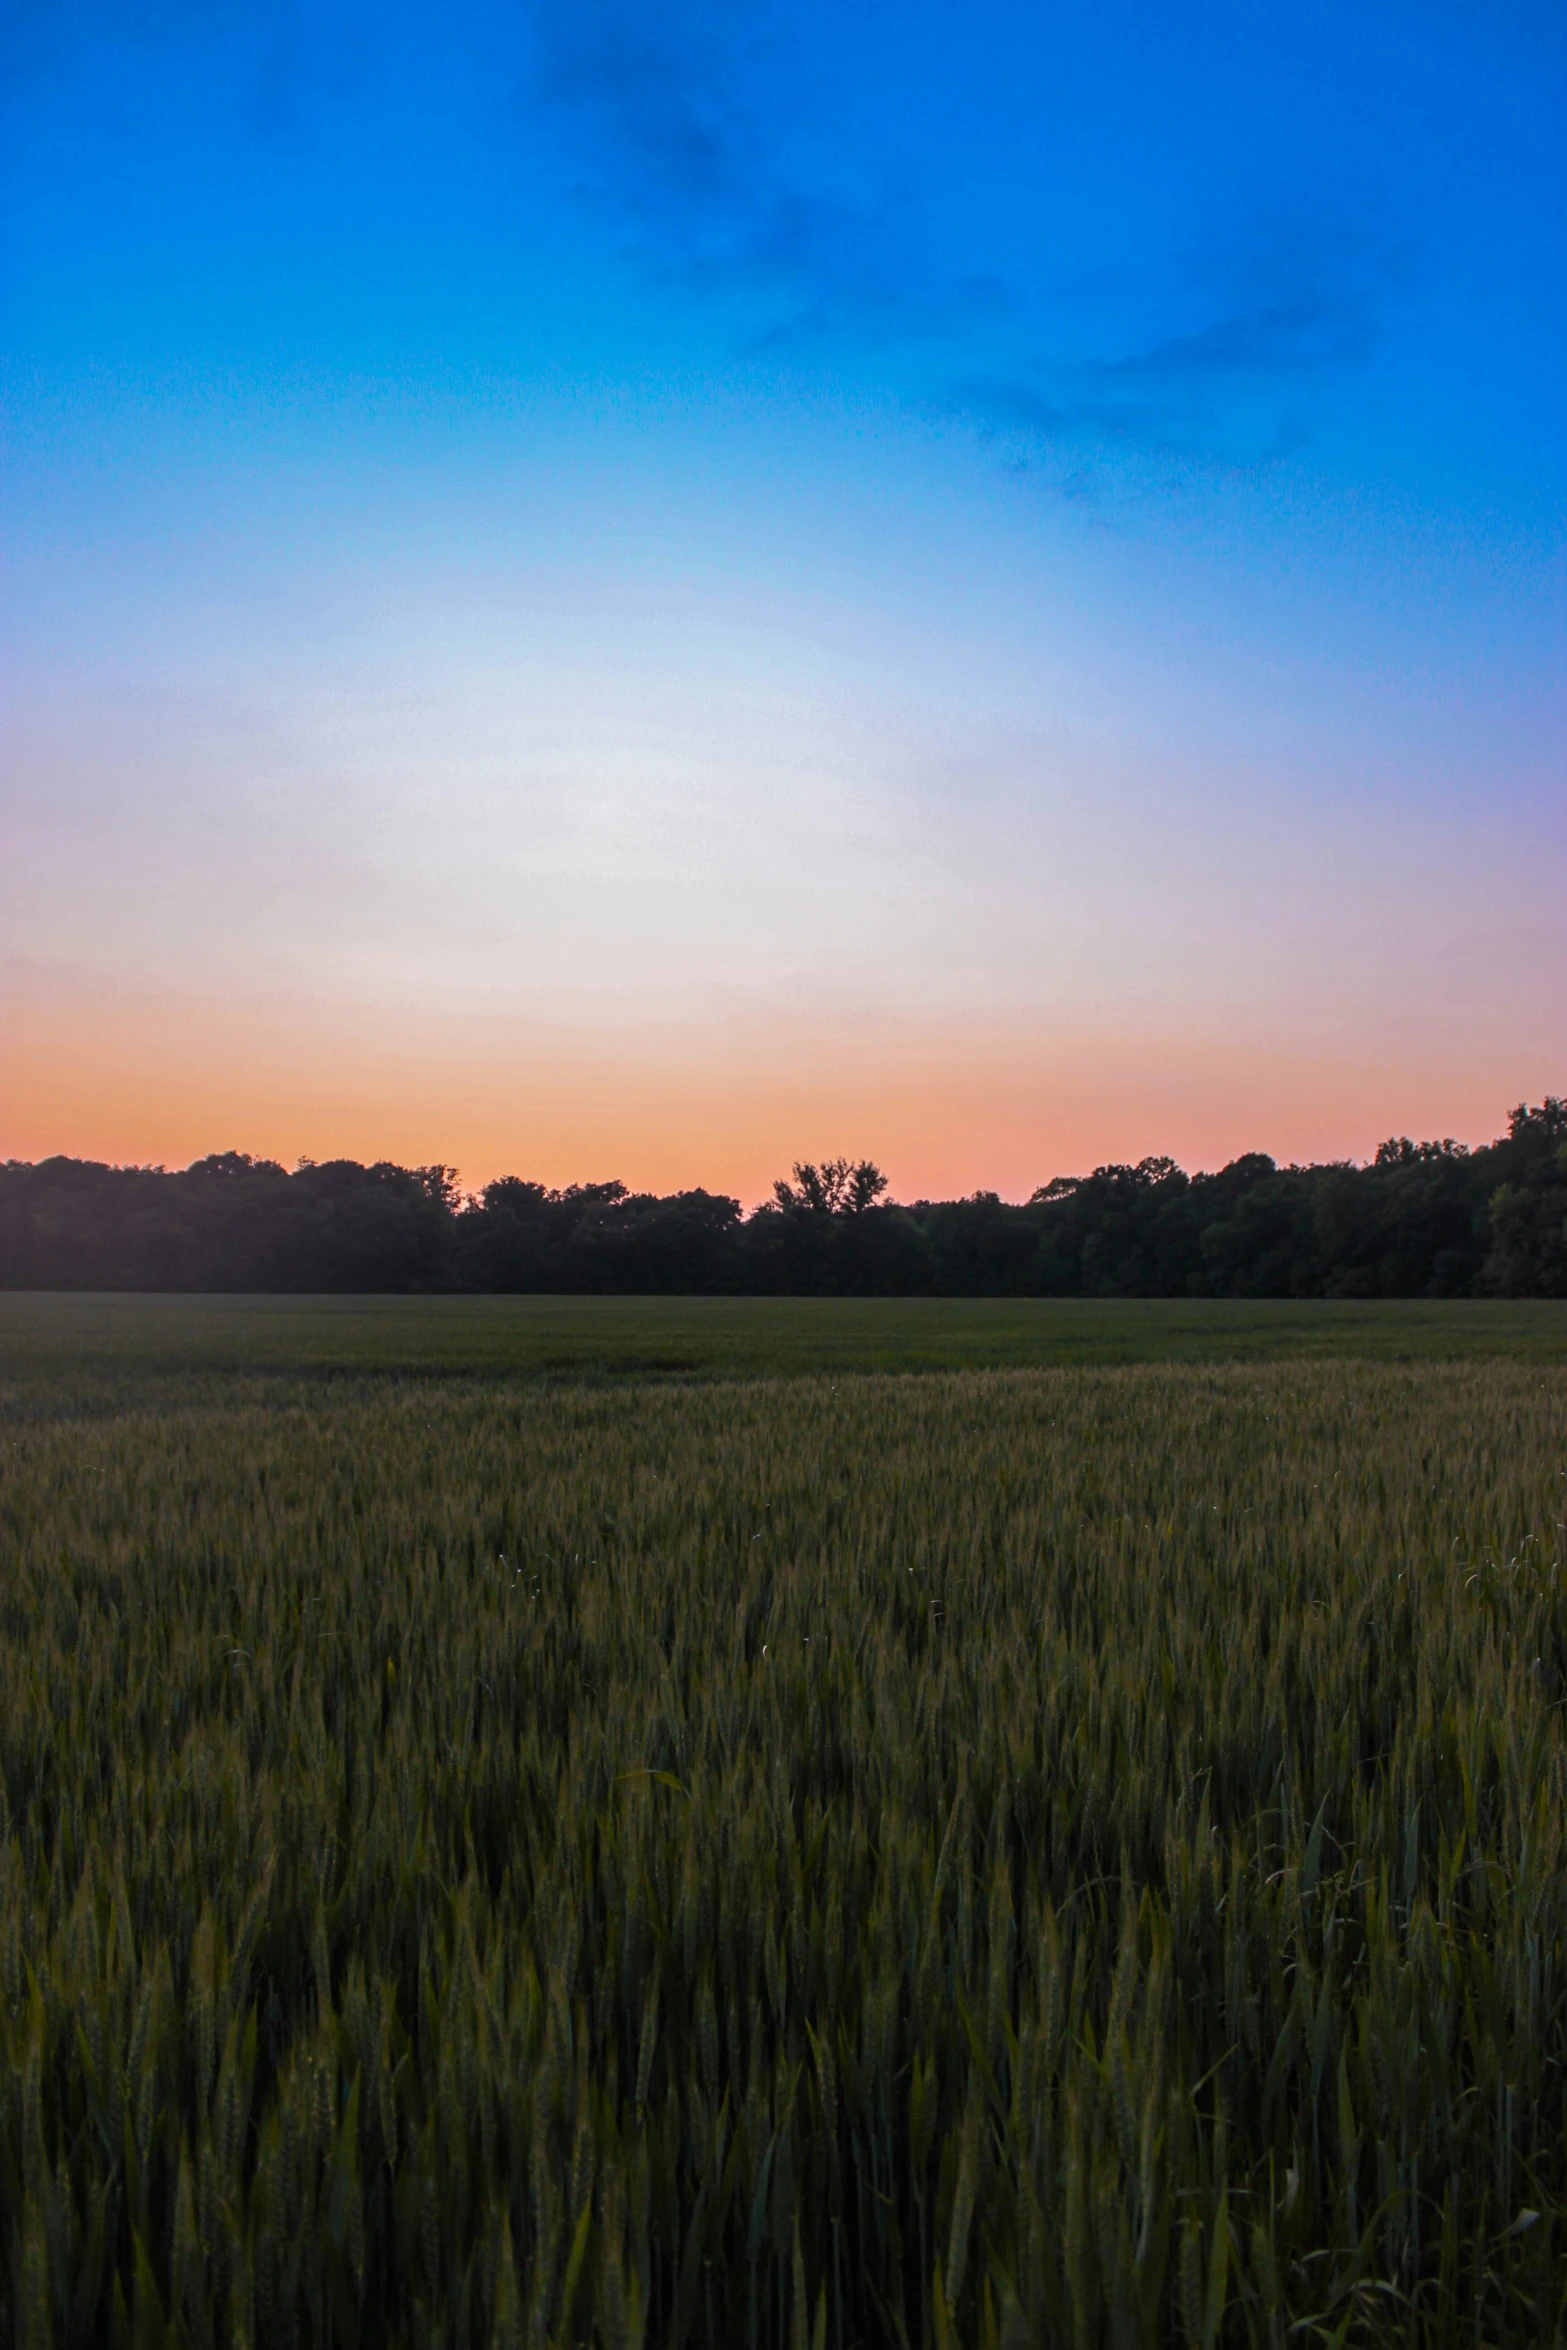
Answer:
xmin=4 ymin=1305 xmax=1567 ymax=2344
xmin=2 ymin=1291 xmax=1564 ymax=1420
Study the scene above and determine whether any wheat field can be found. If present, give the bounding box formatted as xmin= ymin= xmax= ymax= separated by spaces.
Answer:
xmin=3 ymin=1341 xmax=1566 ymax=2344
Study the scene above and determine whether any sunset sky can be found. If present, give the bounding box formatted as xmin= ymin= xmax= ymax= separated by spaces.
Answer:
xmin=3 ymin=0 xmax=1563 ymax=1201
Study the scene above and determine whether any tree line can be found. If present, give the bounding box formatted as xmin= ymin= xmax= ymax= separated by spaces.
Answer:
xmin=1 ymin=1099 xmax=1563 ymax=1295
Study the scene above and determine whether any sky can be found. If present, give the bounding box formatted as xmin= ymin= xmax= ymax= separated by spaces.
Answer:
xmin=2 ymin=0 xmax=1563 ymax=1201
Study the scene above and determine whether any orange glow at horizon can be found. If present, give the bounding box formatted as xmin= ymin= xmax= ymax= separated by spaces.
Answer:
xmin=2 ymin=986 xmax=1541 ymax=1209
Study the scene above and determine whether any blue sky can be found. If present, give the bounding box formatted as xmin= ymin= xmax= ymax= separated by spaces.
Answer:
xmin=2 ymin=0 xmax=1563 ymax=1193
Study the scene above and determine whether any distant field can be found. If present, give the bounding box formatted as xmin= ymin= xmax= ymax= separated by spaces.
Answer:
xmin=2 ymin=1289 xmax=1564 ymax=1416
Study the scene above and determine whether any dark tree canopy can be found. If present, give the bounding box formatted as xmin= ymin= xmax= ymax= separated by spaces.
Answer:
xmin=2 ymin=1099 xmax=1563 ymax=1295
xmin=771 ymin=1158 xmax=889 ymax=1215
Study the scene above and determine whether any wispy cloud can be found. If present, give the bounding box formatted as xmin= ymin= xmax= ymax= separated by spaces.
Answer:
xmin=526 ymin=1 xmax=1007 ymax=345
xmin=946 ymin=230 xmax=1403 ymax=473
xmin=526 ymin=0 xmax=1405 ymax=478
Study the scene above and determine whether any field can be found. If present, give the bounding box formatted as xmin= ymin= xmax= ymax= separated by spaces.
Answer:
xmin=3 ymin=1294 xmax=1565 ymax=1417
xmin=3 ymin=1298 xmax=1567 ymax=2346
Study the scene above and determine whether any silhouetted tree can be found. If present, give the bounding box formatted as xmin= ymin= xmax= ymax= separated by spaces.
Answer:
xmin=1480 ymin=1099 xmax=1567 ymax=1296
xmin=772 ymin=1158 xmax=889 ymax=1215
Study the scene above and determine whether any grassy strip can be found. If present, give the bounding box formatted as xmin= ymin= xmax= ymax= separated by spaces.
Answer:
xmin=3 ymin=1292 xmax=1565 ymax=1422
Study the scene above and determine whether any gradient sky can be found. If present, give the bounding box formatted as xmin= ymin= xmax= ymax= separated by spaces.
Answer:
xmin=2 ymin=0 xmax=1563 ymax=1200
